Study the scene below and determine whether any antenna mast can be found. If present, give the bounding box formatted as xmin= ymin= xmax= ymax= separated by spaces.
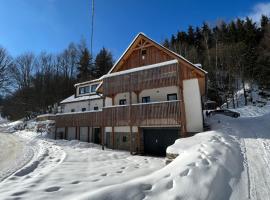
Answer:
xmin=90 ymin=0 xmax=94 ymax=55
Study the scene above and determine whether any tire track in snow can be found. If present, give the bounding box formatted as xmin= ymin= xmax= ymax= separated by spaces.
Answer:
xmin=0 ymin=132 xmax=66 ymax=198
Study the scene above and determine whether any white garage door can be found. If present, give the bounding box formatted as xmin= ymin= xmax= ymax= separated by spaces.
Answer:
xmin=80 ymin=127 xmax=89 ymax=142
xmin=67 ymin=127 xmax=76 ymax=140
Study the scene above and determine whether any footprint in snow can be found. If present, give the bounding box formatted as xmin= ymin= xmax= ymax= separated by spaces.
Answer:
xmin=11 ymin=191 xmax=28 ymax=196
xmin=187 ymin=162 xmax=196 ymax=167
xmin=91 ymin=179 xmax=100 ymax=182
xmin=164 ymin=174 xmax=170 ymax=178
xmin=100 ymin=173 xmax=107 ymax=176
xmin=45 ymin=186 xmax=61 ymax=192
xmin=179 ymin=169 xmax=190 ymax=177
xmin=201 ymin=158 xmax=210 ymax=166
xmin=71 ymin=181 xmax=80 ymax=184
xmin=9 ymin=176 xmax=18 ymax=180
xmin=166 ymin=180 xmax=174 ymax=189
xmin=141 ymin=184 xmax=152 ymax=191
xmin=116 ymin=171 xmax=122 ymax=174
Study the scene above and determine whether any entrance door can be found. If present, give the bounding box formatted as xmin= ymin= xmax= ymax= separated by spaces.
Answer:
xmin=93 ymin=128 xmax=101 ymax=144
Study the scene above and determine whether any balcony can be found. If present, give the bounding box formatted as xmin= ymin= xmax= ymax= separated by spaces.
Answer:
xmin=55 ymin=110 xmax=103 ymax=127
xmin=55 ymin=100 xmax=181 ymax=128
xmin=102 ymin=60 xmax=179 ymax=96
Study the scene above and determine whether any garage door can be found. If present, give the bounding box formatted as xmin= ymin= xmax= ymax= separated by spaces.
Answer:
xmin=143 ymin=128 xmax=179 ymax=156
xmin=80 ymin=127 xmax=89 ymax=142
xmin=67 ymin=127 xmax=76 ymax=140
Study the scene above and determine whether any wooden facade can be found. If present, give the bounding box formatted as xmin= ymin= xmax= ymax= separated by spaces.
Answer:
xmin=55 ymin=33 xmax=207 ymax=154
xmin=103 ymin=62 xmax=178 ymax=96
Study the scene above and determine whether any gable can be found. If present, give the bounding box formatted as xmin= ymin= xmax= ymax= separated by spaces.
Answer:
xmin=113 ymin=38 xmax=174 ymax=72
xmin=110 ymin=33 xmax=206 ymax=76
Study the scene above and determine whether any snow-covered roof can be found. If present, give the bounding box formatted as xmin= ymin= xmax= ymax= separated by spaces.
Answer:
xmin=103 ymin=59 xmax=178 ymax=79
xmin=74 ymin=78 xmax=102 ymax=87
xmin=194 ymin=63 xmax=202 ymax=68
xmin=60 ymin=94 xmax=102 ymax=104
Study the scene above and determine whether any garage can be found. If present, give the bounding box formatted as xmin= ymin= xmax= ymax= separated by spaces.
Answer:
xmin=67 ymin=127 xmax=76 ymax=140
xmin=143 ymin=128 xmax=179 ymax=156
xmin=79 ymin=127 xmax=89 ymax=142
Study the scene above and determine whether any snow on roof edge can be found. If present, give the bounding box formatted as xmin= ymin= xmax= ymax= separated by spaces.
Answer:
xmin=107 ymin=32 xmax=143 ymax=74
xmin=103 ymin=59 xmax=178 ymax=79
xmin=74 ymin=78 xmax=103 ymax=87
xmin=60 ymin=94 xmax=102 ymax=104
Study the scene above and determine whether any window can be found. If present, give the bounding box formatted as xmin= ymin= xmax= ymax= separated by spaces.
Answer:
xmin=90 ymin=84 xmax=98 ymax=93
xmin=123 ymin=136 xmax=127 ymax=142
xmin=167 ymin=93 xmax=177 ymax=101
xmin=141 ymin=49 xmax=147 ymax=60
xmin=71 ymin=109 xmax=75 ymax=112
xmin=94 ymin=106 xmax=99 ymax=110
xmin=142 ymin=96 xmax=150 ymax=103
xmin=119 ymin=99 xmax=127 ymax=105
xmin=79 ymin=86 xmax=90 ymax=94
xmin=82 ymin=108 xmax=86 ymax=112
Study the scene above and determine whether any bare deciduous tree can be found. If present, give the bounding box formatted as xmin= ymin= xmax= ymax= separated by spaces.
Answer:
xmin=0 ymin=47 xmax=12 ymax=92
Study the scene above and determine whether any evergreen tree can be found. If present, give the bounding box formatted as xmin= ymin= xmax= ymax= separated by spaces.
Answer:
xmin=77 ymin=48 xmax=93 ymax=82
xmin=94 ymin=47 xmax=114 ymax=78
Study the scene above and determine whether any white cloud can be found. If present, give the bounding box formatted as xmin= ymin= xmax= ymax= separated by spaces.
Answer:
xmin=248 ymin=2 xmax=270 ymax=22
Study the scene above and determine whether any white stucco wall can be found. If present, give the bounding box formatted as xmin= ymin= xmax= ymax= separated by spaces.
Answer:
xmin=62 ymin=99 xmax=103 ymax=113
xmin=114 ymin=92 xmax=137 ymax=105
xmin=183 ymin=78 xmax=203 ymax=132
xmin=105 ymin=97 xmax=112 ymax=107
xmin=106 ymin=86 xmax=179 ymax=107
xmin=139 ymin=86 xmax=179 ymax=103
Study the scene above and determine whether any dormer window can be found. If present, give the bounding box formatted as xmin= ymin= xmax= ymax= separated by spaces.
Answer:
xmin=141 ymin=49 xmax=147 ymax=60
xmin=79 ymin=86 xmax=90 ymax=94
xmin=90 ymin=84 xmax=98 ymax=93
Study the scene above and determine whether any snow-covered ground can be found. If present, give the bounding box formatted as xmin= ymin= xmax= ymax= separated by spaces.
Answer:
xmin=0 ymin=128 xmax=164 ymax=200
xmin=0 ymin=104 xmax=270 ymax=200
xmin=0 ymin=133 xmax=33 ymax=182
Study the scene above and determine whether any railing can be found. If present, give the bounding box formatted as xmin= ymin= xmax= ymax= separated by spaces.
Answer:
xmin=131 ymin=100 xmax=180 ymax=126
xmin=103 ymin=101 xmax=180 ymax=126
xmin=103 ymin=62 xmax=179 ymax=96
xmin=56 ymin=100 xmax=181 ymax=128
xmin=55 ymin=110 xmax=103 ymax=127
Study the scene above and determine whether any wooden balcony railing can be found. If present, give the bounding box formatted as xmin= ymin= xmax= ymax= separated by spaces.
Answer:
xmin=131 ymin=100 xmax=181 ymax=126
xmin=56 ymin=100 xmax=181 ymax=128
xmin=55 ymin=110 xmax=103 ymax=127
xmin=103 ymin=61 xmax=179 ymax=96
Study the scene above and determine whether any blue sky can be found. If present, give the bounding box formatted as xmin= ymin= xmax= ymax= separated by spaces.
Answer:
xmin=0 ymin=0 xmax=270 ymax=59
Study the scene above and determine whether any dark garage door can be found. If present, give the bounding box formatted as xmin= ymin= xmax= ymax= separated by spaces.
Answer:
xmin=143 ymin=128 xmax=179 ymax=156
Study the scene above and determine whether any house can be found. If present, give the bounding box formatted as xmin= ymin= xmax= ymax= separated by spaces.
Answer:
xmin=55 ymin=33 xmax=207 ymax=156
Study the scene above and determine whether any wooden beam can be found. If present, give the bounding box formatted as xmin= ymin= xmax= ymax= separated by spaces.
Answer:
xmin=132 ymin=44 xmax=153 ymax=51
xmin=87 ymin=126 xmax=90 ymax=143
xmin=129 ymin=78 xmax=133 ymax=154
xmin=112 ymin=94 xmax=115 ymax=149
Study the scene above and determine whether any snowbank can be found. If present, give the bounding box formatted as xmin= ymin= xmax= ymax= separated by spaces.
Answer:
xmin=77 ymin=131 xmax=243 ymax=200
